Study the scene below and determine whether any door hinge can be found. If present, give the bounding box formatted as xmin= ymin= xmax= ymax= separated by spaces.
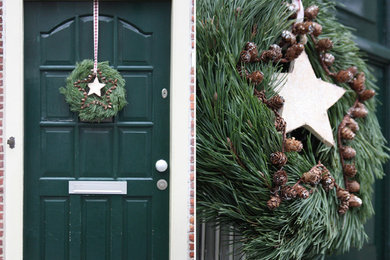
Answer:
xmin=7 ymin=137 xmax=15 ymax=149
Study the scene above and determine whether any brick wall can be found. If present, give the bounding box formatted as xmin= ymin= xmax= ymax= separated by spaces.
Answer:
xmin=189 ymin=0 xmax=195 ymax=258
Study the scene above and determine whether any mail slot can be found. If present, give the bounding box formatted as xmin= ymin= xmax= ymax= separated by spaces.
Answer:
xmin=68 ymin=181 xmax=127 ymax=194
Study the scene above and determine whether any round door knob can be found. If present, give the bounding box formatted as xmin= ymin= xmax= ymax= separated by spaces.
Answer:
xmin=157 ymin=179 xmax=168 ymax=190
xmin=155 ymin=159 xmax=168 ymax=172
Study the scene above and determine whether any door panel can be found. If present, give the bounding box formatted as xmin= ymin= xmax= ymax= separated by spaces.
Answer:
xmin=24 ymin=1 xmax=170 ymax=259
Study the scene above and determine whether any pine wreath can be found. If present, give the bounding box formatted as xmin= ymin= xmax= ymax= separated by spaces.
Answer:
xmin=60 ymin=60 xmax=127 ymax=122
xmin=197 ymin=0 xmax=389 ymax=259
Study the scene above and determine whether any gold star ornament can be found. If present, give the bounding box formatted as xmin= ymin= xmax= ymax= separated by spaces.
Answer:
xmin=276 ymin=51 xmax=346 ymax=146
xmin=87 ymin=76 xmax=106 ymax=97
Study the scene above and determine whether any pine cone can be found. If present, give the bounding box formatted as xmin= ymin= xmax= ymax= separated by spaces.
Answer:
xmin=351 ymin=103 xmax=368 ymax=118
xmin=321 ymin=172 xmax=335 ymax=192
xmin=312 ymin=22 xmax=322 ymax=37
xmin=337 ymin=188 xmax=351 ymax=202
xmin=292 ymin=22 xmax=308 ymax=35
xmin=267 ymin=195 xmax=281 ymax=210
xmin=236 ymin=64 xmax=249 ymax=77
xmin=304 ymin=5 xmax=319 ymax=20
xmin=335 ymin=70 xmax=354 ymax=83
xmin=341 ymin=126 xmax=355 ymax=140
xmin=294 ymin=185 xmax=309 ymax=199
xmin=343 ymin=164 xmax=357 ymax=177
xmin=359 ymin=89 xmax=375 ymax=102
xmin=338 ymin=201 xmax=349 ymax=215
xmin=341 ymin=146 xmax=356 ymax=160
xmin=240 ymin=50 xmax=251 ymax=64
xmin=270 ymin=152 xmax=288 ymax=167
xmin=261 ymin=44 xmax=283 ymax=62
xmin=267 ymin=95 xmax=285 ymax=110
xmin=303 ymin=21 xmax=314 ymax=34
xmin=275 ymin=116 xmax=286 ymax=132
xmin=302 ymin=166 xmax=322 ymax=185
xmin=248 ymin=71 xmax=264 ymax=85
xmin=351 ymin=72 xmax=366 ymax=92
xmin=316 ymin=38 xmax=333 ymax=52
xmin=281 ymin=185 xmax=297 ymax=200
xmin=273 ymin=169 xmax=288 ymax=186
xmin=285 ymin=137 xmax=303 ymax=152
xmin=346 ymin=117 xmax=359 ymax=133
xmin=245 ymin=42 xmax=259 ymax=62
xmin=285 ymin=43 xmax=304 ymax=61
xmin=281 ymin=30 xmax=296 ymax=46
xmin=346 ymin=180 xmax=360 ymax=193
xmin=321 ymin=53 xmax=335 ymax=67
xmin=349 ymin=194 xmax=362 ymax=208
xmin=347 ymin=66 xmax=358 ymax=76
xmin=213 ymin=92 xmax=218 ymax=101
xmin=254 ymin=89 xmax=267 ymax=103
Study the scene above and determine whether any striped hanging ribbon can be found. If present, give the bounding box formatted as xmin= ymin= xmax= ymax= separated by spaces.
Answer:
xmin=93 ymin=0 xmax=99 ymax=74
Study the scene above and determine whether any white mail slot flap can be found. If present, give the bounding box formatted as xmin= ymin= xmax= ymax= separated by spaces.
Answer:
xmin=69 ymin=181 xmax=127 ymax=194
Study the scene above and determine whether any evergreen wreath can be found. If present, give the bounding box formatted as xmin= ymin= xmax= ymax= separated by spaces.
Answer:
xmin=60 ymin=60 xmax=127 ymax=122
xmin=197 ymin=0 xmax=389 ymax=259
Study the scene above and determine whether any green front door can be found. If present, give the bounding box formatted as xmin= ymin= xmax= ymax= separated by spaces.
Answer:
xmin=24 ymin=1 xmax=171 ymax=259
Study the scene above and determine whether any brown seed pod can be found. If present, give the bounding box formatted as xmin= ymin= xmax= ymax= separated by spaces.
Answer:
xmin=245 ymin=42 xmax=259 ymax=62
xmin=270 ymin=152 xmax=288 ymax=167
xmin=311 ymin=22 xmax=322 ymax=37
xmin=337 ymin=187 xmax=351 ymax=202
xmin=303 ymin=21 xmax=314 ymax=34
xmin=345 ymin=117 xmax=359 ymax=133
xmin=341 ymin=126 xmax=355 ymax=140
xmin=273 ymin=169 xmax=288 ymax=186
xmin=213 ymin=92 xmax=218 ymax=101
xmin=294 ymin=185 xmax=309 ymax=199
xmin=351 ymin=72 xmax=366 ymax=93
xmin=281 ymin=30 xmax=296 ymax=46
xmin=321 ymin=53 xmax=335 ymax=67
xmin=338 ymin=201 xmax=349 ymax=215
xmin=293 ymin=22 xmax=308 ymax=35
xmin=267 ymin=195 xmax=281 ymax=210
xmin=240 ymin=50 xmax=251 ymax=64
xmin=351 ymin=103 xmax=368 ymax=118
xmin=321 ymin=172 xmax=335 ymax=192
xmin=346 ymin=180 xmax=360 ymax=193
xmin=304 ymin=5 xmax=319 ymax=20
xmin=237 ymin=65 xmax=249 ymax=78
xmin=302 ymin=166 xmax=322 ymax=185
xmin=285 ymin=137 xmax=303 ymax=152
xmin=275 ymin=116 xmax=286 ymax=132
xmin=267 ymin=95 xmax=285 ymax=110
xmin=341 ymin=146 xmax=356 ymax=160
xmin=261 ymin=44 xmax=283 ymax=62
xmin=335 ymin=70 xmax=354 ymax=83
xmin=359 ymin=89 xmax=376 ymax=102
xmin=254 ymin=89 xmax=267 ymax=103
xmin=348 ymin=194 xmax=362 ymax=208
xmin=343 ymin=164 xmax=357 ymax=177
xmin=316 ymin=38 xmax=333 ymax=52
xmin=281 ymin=185 xmax=297 ymax=200
xmin=247 ymin=71 xmax=264 ymax=85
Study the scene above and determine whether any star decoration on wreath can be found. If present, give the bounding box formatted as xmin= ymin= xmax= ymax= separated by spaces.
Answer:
xmin=87 ymin=76 xmax=106 ymax=96
xmin=276 ymin=51 xmax=346 ymax=146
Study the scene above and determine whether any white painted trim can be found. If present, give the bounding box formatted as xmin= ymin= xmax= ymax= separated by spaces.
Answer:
xmin=169 ymin=0 xmax=192 ymax=259
xmin=4 ymin=0 xmax=24 ymax=259
xmin=3 ymin=0 xmax=193 ymax=259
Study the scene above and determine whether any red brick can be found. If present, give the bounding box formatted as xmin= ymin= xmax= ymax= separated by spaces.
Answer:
xmin=189 ymin=243 xmax=194 ymax=250
xmin=189 ymin=234 xmax=194 ymax=242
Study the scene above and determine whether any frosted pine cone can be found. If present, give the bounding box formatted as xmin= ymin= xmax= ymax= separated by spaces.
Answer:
xmin=293 ymin=22 xmax=308 ymax=35
xmin=302 ymin=166 xmax=322 ymax=185
xmin=341 ymin=126 xmax=355 ymax=140
xmin=321 ymin=53 xmax=335 ymax=67
xmin=346 ymin=180 xmax=360 ymax=193
xmin=335 ymin=70 xmax=354 ymax=83
xmin=312 ymin=22 xmax=322 ymax=37
xmin=275 ymin=116 xmax=286 ymax=132
xmin=285 ymin=43 xmax=304 ymax=61
xmin=351 ymin=103 xmax=368 ymax=118
xmin=294 ymin=185 xmax=309 ymax=199
xmin=281 ymin=186 xmax=297 ymax=200
xmin=338 ymin=201 xmax=349 ymax=215
xmin=270 ymin=152 xmax=288 ymax=167
xmin=267 ymin=95 xmax=285 ymax=110
xmin=281 ymin=30 xmax=296 ymax=46
xmin=337 ymin=188 xmax=351 ymax=202
xmin=285 ymin=137 xmax=303 ymax=152
xmin=351 ymin=72 xmax=366 ymax=92
xmin=316 ymin=38 xmax=333 ymax=52
xmin=346 ymin=117 xmax=359 ymax=133
xmin=248 ymin=71 xmax=264 ymax=85
xmin=267 ymin=195 xmax=281 ymax=210
xmin=321 ymin=172 xmax=335 ymax=192
xmin=273 ymin=169 xmax=288 ymax=186
xmin=347 ymin=66 xmax=358 ymax=76
xmin=304 ymin=5 xmax=319 ymax=20
xmin=359 ymin=89 xmax=375 ymax=102
xmin=343 ymin=164 xmax=357 ymax=177
xmin=349 ymin=194 xmax=362 ymax=208
xmin=245 ymin=42 xmax=259 ymax=62
xmin=341 ymin=146 xmax=356 ymax=160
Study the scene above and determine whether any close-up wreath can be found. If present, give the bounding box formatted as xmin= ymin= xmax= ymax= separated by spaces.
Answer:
xmin=197 ymin=0 xmax=389 ymax=259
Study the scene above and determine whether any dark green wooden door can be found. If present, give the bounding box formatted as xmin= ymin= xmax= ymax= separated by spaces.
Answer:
xmin=24 ymin=1 xmax=171 ymax=259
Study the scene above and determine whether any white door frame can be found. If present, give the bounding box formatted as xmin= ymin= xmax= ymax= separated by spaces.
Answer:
xmin=3 ymin=0 xmax=191 ymax=259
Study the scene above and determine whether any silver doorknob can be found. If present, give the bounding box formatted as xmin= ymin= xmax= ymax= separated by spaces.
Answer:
xmin=155 ymin=159 xmax=168 ymax=172
xmin=157 ymin=179 xmax=168 ymax=190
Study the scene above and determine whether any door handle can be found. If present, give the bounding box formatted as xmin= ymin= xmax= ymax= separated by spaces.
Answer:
xmin=155 ymin=159 xmax=168 ymax=172
xmin=7 ymin=137 xmax=15 ymax=149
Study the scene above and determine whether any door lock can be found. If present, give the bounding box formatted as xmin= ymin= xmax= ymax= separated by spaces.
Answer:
xmin=7 ymin=137 xmax=15 ymax=149
xmin=157 ymin=179 xmax=168 ymax=190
